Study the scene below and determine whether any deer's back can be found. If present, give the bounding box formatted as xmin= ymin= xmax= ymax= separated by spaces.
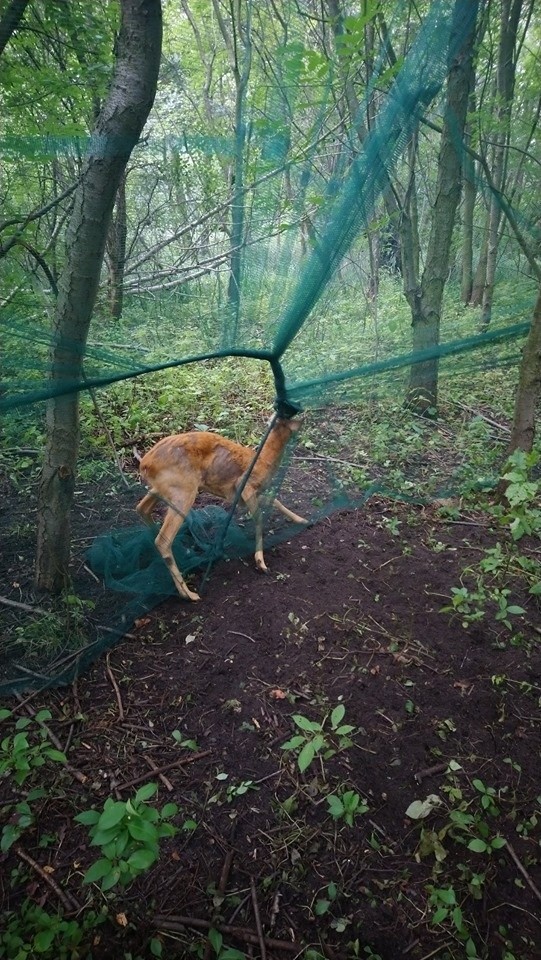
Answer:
xmin=140 ymin=431 xmax=260 ymax=499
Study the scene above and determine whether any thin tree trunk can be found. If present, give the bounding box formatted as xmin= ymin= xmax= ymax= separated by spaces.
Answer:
xmin=480 ymin=0 xmax=523 ymax=329
xmin=407 ymin=0 xmax=478 ymax=412
xmin=507 ymin=285 xmax=541 ymax=454
xmin=36 ymin=0 xmax=162 ymax=593
xmin=461 ymin=110 xmax=476 ymax=304
xmin=107 ymin=173 xmax=128 ymax=320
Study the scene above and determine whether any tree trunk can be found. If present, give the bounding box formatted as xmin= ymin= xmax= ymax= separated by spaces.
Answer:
xmin=461 ymin=109 xmax=476 ymax=304
xmin=507 ymin=285 xmax=541 ymax=454
xmin=0 ymin=0 xmax=29 ymax=56
xmin=107 ymin=173 xmax=128 ymax=320
xmin=480 ymin=0 xmax=523 ymax=329
xmin=470 ymin=206 xmax=488 ymax=305
xmin=36 ymin=0 xmax=162 ymax=593
xmin=407 ymin=0 xmax=478 ymax=413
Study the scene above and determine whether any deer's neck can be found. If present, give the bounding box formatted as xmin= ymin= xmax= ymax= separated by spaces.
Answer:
xmin=257 ymin=423 xmax=291 ymax=475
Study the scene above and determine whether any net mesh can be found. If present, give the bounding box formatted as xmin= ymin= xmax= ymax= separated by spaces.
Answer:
xmin=0 ymin=0 xmax=537 ymax=692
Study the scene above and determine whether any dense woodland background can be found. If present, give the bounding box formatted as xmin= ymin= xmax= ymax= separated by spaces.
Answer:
xmin=0 ymin=2 xmax=540 ymax=959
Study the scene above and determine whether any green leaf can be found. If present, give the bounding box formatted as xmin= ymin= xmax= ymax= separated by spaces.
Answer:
xmin=127 ymin=819 xmax=158 ymax=843
xmin=490 ymin=836 xmax=507 ymax=849
xmin=150 ymin=938 xmax=163 ymax=957
xmin=293 ymin=714 xmax=320 ymax=732
xmin=298 ymin=741 xmax=316 ymax=773
xmin=314 ymin=898 xmax=330 ymax=916
xmin=135 ymin=782 xmax=158 ymax=804
xmin=281 ymin=735 xmax=305 ymax=751
xmin=327 ymin=795 xmax=344 ymax=818
xmin=44 ymin=748 xmax=67 ymax=764
xmin=468 ymin=838 xmax=488 ymax=853
xmin=127 ymin=847 xmax=157 ymax=871
xmin=208 ymin=928 xmax=222 ymax=955
xmin=83 ymin=858 xmax=114 ymax=884
xmin=330 ymin=704 xmax=345 ymax=728
xmin=75 ymin=809 xmax=100 ymax=826
xmin=160 ymin=803 xmax=178 ymax=819
xmin=97 ymin=801 xmax=128 ymax=831
xmin=34 ymin=929 xmax=55 ymax=953
xmin=432 ymin=907 xmax=448 ymax=924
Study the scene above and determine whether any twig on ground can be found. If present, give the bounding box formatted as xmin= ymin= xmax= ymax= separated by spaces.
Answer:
xmin=143 ymin=753 xmax=174 ymax=791
xmin=115 ymin=751 xmax=211 ymax=792
xmin=414 ymin=761 xmax=450 ymax=784
xmin=153 ymin=915 xmax=298 ymax=953
xmin=14 ymin=845 xmax=81 ymax=912
xmin=203 ymin=848 xmax=235 ymax=960
xmin=250 ymin=875 xmax=267 ymax=960
xmin=105 ymin=652 xmax=125 ymax=721
xmin=505 ymin=840 xmax=541 ymax=905
xmin=0 ymin=595 xmax=48 ymax=615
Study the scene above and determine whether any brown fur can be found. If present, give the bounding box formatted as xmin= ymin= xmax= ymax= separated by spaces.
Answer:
xmin=136 ymin=417 xmax=306 ymax=601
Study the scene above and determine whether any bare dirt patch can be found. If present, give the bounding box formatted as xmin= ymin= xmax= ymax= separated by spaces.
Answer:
xmin=1 ymin=488 xmax=541 ymax=960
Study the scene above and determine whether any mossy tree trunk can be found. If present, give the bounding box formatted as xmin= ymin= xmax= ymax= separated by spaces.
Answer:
xmin=35 ymin=0 xmax=162 ymax=593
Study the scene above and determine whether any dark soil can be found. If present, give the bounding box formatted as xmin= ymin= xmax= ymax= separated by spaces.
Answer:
xmin=1 ymin=472 xmax=541 ymax=960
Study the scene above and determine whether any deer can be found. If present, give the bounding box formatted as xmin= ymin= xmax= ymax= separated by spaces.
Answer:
xmin=136 ymin=415 xmax=307 ymax=601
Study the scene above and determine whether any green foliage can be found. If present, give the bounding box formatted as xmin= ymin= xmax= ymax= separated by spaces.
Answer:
xmin=75 ymin=783 xmax=178 ymax=892
xmin=499 ymin=450 xmax=541 ymax=540
xmin=0 ymin=709 xmax=66 ymax=787
xmin=1 ymin=788 xmax=46 ymax=853
xmin=427 ymin=885 xmax=478 ymax=957
xmin=0 ymin=901 xmax=103 ymax=960
xmin=326 ymin=788 xmax=369 ymax=826
xmin=281 ymin=704 xmax=355 ymax=774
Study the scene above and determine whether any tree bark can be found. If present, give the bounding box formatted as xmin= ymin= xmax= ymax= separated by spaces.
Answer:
xmin=507 ymin=285 xmax=541 ymax=454
xmin=407 ymin=0 xmax=478 ymax=413
xmin=106 ymin=173 xmax=128 ymax=320
xmin=480 ymin=0 xmax=523 ymax=329
xmin=35 ymin=0 xmax=162 ymax=592
xmin=0 ymin=0 xmax=29 ymax=56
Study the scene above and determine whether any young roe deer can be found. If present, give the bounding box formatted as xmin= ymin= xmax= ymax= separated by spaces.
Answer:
xmin=136 ymin=416 xmax=307 ymax=601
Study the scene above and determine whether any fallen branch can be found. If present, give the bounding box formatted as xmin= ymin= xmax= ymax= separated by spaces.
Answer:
xmin=143 ymin=753 xmax=173 ymax=791
xmin=105 ymin=652 xmax=125 ymax=721
xmin=203 ymin=849 xmax=235 ymax=960
xmin=115 ymin=751 xmax=211 ymax=792
xmin=505 ymin=840 xmax=541 ymax=906
xmin=154 ymin=915 xmax=298 ymax=953
xmin=15 ymin=845 xmax=81 ymax=913
xmin=250 ymin=875 xmax=267 ymax=960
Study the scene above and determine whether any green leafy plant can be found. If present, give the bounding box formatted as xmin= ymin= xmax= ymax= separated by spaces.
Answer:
xmin=281 ymin=704 xmax=355 ymax=773
xmin=75 ymin=782 xmax=178 ymax=891
xmin=499 ymin=449 xmax=541 ymax=540
xmin=427 ymin=885 xmax=478 ymax=957
xmin=0 ymin=709 xmax=66 ymax=786
xmin=326 ymin=788 xmax=368 ymax=826
xmin=0 ymin=900 xmax=103 ymax=960
xmin=314 ymin=881 xmax=339 ymax=917
xmin=206 ymin=928 xmax=246 ymax=959
xmin=1 ymin=788 xmax=46 ymax=852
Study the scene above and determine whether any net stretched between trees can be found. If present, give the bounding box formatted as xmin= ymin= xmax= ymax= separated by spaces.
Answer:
xmin=0 ymin=0 xmax=537 ymax=692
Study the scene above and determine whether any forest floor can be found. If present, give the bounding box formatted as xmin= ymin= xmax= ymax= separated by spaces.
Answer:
xmin=1 ymin=472 xmax=541 ymax=960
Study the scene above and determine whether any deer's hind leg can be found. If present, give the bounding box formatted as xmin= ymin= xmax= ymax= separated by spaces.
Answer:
xmin=241 ymin=488 xmax=267 ymax=572
xmin=153 ymin=485 xmax=201 ymax=601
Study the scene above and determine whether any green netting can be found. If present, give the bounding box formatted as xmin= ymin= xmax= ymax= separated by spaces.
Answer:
xmin=1 ymin=0 xmax=538 ymax=692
